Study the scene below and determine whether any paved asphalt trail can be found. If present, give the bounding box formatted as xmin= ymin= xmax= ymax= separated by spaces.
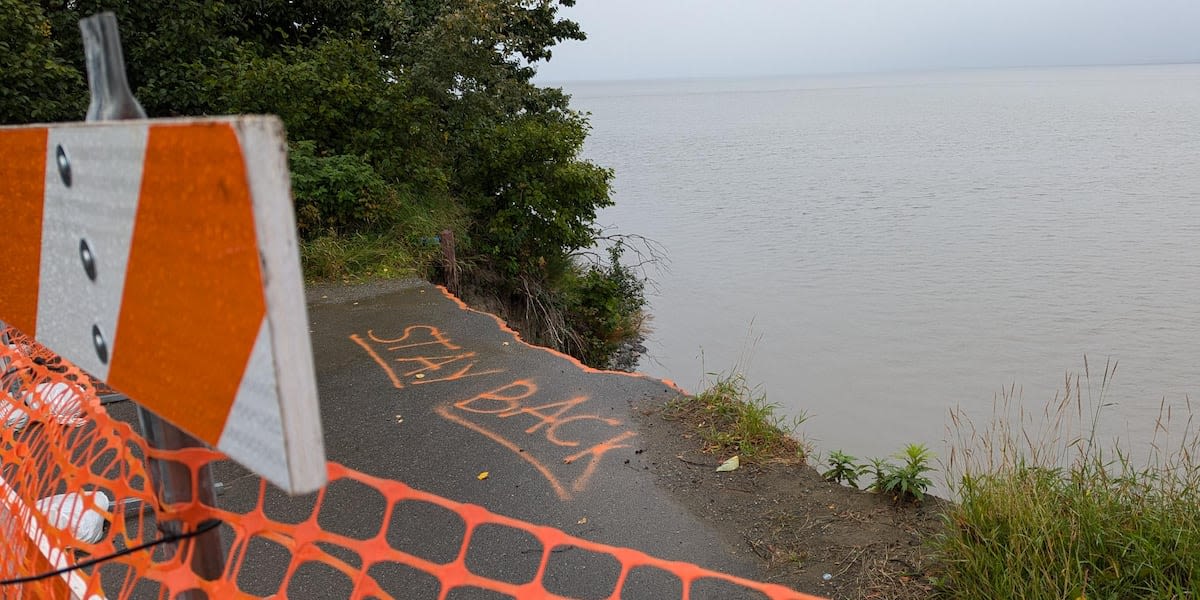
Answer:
xmin=108 ymin=279 xmax=786 ymax=598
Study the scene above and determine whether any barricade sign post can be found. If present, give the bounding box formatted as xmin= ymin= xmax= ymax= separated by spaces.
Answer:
xmin=79 ymin=13 xmax=223 ymax=590
xmin=1 ymin=13 xmax=325 ymax=594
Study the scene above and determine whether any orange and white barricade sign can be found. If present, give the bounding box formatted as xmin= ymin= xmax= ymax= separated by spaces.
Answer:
xmin=0 ymin=117 xmax=324 ymax=494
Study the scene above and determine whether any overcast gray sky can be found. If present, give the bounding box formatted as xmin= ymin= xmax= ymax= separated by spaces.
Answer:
xmin=535 ymin=0 xmax=1200 ymax=81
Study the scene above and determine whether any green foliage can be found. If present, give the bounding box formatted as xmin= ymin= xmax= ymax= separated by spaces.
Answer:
xmin=288 ymin=141 xmax=395 ymax=237
xmin=864 ymin=456 xmax=894 ymax=493
xmin=301 ymin=233 xmax=420 ymax=283
xmin=558 ymin=244 xmax=645 ymax=368
xmin=0 ymin=0 xmax=85 ymax=123
xmin=822 ymin=450 xmax=867 ymax=488
xmin=4 ymin=0 xmax=640 ymax=368
xmin=876 ymin=444 xmax=935 ymax=502
xmin=458 ymin=113 xmax=614 ymax=278
xmin=666 ymin=373 xmax=807 ymax=463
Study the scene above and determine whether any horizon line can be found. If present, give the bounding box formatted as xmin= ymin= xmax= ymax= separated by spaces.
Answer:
xmin=536 ymin=58 xmax=1200 ymax=86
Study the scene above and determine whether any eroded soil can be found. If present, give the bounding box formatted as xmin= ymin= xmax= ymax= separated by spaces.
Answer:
xmin=632 ymin=398 xmax=947 ymax=600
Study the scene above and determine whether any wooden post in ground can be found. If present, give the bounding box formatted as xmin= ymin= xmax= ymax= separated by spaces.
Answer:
xmin=440 ymin=230 xmax=460 ymax=295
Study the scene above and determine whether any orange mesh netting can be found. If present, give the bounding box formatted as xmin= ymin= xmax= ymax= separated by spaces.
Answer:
xmin=0 ymin=325 xmax=818 ymax=600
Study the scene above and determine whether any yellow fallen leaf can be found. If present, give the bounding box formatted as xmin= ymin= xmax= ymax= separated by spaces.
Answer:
xmin=577 ymin=517 xmax=587 ymax=525
xmin=716 ymin=455 xmax=740 ymax=472
xmin=477 ymin=471 xmax=489 ymax=480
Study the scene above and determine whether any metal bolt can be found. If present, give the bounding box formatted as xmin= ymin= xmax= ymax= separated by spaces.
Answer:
xmin=92 ymin=325 xmax=108 ymax=364
xmin=55 ymin=145 xmax=71 ymax=187
xmin=79 ymin=239 xmax=96 ymax=281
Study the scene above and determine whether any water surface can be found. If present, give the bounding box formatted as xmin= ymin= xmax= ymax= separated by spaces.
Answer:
xmin=564 ymin=65 xmax=1200 ymax=464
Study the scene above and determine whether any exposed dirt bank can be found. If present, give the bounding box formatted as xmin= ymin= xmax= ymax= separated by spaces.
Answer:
xmin=631 ymin=397 xmax=948 ymax=600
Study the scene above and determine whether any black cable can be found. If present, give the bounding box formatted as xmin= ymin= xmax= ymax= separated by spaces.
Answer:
xmin=0 ymin=519 xmax=222 ymax=586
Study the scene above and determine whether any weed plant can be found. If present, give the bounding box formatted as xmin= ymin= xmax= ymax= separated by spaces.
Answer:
xmin=877 ymin=444 xmax=935 ymax=501
xmin=823 ymin=450 xmax=867 ymax=488
xmin=824 ymin=446 xmax=935 ymax=501
xmin=935 ymin=359 xmax=1200 ymax=599
xmin=666 ymin=373 xmax=807 ymax=463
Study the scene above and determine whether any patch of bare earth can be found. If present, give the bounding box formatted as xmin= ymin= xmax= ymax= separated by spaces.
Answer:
xmin=632 ymin=399 xmax=946 ymax=600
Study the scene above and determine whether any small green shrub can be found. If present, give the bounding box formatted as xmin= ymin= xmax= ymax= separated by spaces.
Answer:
xmin=823 ymin=450 xmax=867 ymax=488
xmin=559 ymin=243 xmax=646 ymax=368
xmin=876 ymin=444 xmax=934 ymax=502
xmin=864 ymin=456 xmax=894 ymax=493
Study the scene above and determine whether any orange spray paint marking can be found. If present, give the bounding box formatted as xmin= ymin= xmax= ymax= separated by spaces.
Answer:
xmin=393 ymin=353 xmax=479 ymax=376
xmin=444 ymin=379 xmax=637 ymax=500
xmin=435 ymin=403 xmax=570 ymax=500
xmin=454 ymin=380 xmax=539 ymax=414
xmin=564 ymin=430 xmax=639 ymax=493
xmin=499 ymin=396 xmax=590 ymax=437
xmin=544 ymin=414 xmax=624 ymax=448
xmin=352 ymin=326 xmax=503 ymax=389
xmin=350 ymin=333 xmax=405 ymax=389
xmin=409 ymin=360 xmax=502 ymax=385
xmin=368 ymin=326 xmax=461 ymax=351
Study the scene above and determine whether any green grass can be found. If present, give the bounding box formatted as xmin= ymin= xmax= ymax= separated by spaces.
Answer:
xmin=301 ymin=231 xmax=427 ymax=282
xmin=666 ymin=373 xmax=807 ymax=463
xmin=933 ymin=360 xmax=1200 ymax=599
xmin=300 ymin=194 xmax=467 ymax=283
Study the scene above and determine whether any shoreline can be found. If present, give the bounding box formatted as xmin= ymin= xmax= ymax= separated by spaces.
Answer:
xmin=629 ymin=390 xmax=945 ymax=600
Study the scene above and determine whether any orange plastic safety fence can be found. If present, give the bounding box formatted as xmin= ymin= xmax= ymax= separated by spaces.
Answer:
xmin=1 ymin=326 xmax=819 ymax=600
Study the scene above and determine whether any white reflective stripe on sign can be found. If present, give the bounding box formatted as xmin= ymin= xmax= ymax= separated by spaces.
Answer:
xmin=219 ymin=317 xmax=288 ymax=488
xmin=238 ymin=118 xmax=325 ymax=492
xmin=37 ymin=124 xmax=148 ymax=381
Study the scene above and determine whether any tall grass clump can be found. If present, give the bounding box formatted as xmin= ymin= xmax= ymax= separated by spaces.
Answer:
xmin=300 ymin=194 xmax=468 ymax=283
xmin=666 ymin=373 xmax=807 ymax=463
xmin=934 ymin=358 xmax=1200 ymax=599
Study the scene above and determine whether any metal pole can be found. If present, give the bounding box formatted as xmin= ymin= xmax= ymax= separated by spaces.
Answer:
xmin=79 ymin=12 xmax=224 ymax=590
xmin=135 ymin=412 xmax=225 ymax=579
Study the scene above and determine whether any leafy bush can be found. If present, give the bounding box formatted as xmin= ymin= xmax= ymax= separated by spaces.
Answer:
xmin=559 ymin=244 xmax=646 ymax=368
xmin=458 ymin=113 xmax=614 ymax=280
xmin=288 ymin=140 xmax=397 ymax=238
xmin=0 ymin=0 xmax=85 ymax=124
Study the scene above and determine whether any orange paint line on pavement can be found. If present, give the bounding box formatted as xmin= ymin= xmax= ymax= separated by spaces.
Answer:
xmin=109 ymin=123 xmax=265 ymax=444
xmin=434 ymin=285 xmax=690 ymax=394
xmin=367 ymin=325 xmax=461 ymax=351
xmin=435 ymin=403 xmax=572 ymax=501
xmin=350 ymin=334 xmax=405 ymax=389
xmin=447 ymin=380 xmax=638 ymax=499
xmin=0 ymin=128 xmax=48 ymax=335
xmin=563 ymin=429 xmax=638 ymax=494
